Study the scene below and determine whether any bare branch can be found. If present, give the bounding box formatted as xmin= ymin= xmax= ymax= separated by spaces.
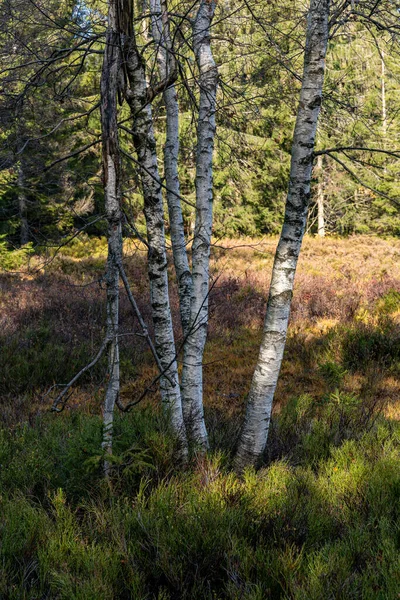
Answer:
xmin=49 ymin=337 xmax=110 ymax=412
xmin=116 ymin=275 xmax=221 ymax=412
xmin=324 ymin=151 xmax=400 ymax=208
xmin=44 ymin=140 xmax=101 ymax=171
xmin=116 ymin=260 xmax=175 ymax=387
xmin=315 ymin=146 xmax=400 ymax=159
xmin=119 ymin=144 xmax=196 ymax=208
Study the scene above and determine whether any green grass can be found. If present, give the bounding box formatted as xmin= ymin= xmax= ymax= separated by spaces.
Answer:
xmin=0 ymin=401 xmax=399 ymax=599
xmin=1 ymin=237 xmax=400 ymax=598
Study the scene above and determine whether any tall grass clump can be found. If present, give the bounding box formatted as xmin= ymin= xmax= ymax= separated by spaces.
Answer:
xmin=0 ymin=399 xmax=399 ymax=599
xmin=1 ymin=236 xmax=400 ymax=598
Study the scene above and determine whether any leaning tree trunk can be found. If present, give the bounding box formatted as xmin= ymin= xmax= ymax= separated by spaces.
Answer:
xmin=100 ymin=0 xmax=123 ymax=474
xmin=124 ymin=29 xmax=187 ymax=456
xmin=235 ymin=0 xmax=330 ymax=471
xmin=149 ymin=0 xmax=192 ymax=337
xmin=180 ymin=0 xmax=218 ymax=450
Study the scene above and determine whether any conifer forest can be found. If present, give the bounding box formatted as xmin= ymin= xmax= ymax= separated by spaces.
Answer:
xmin=1 ymin=1 xmax=400 ymax=598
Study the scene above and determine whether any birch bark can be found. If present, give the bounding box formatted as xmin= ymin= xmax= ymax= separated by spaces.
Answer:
xmin=149 ymin=0 xmax=192 ymax=337
xmin=100 ymin=0 xmax=123 ymax=473
xmin=235 ymin=0 xmax=330 ymax=471
xmin=124 ymin=27 xmax=187 ymax=454
xmin=180 ymin=0 xmax=218 ymax=449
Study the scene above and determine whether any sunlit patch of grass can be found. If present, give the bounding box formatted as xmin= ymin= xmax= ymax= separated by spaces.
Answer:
xmin=2 ymin=235 xmax=400 ymax=429
xmin=1 ymin=404 xmax=399 ymax=598
xmin=1 ymin=235 xmax=400 ymax=597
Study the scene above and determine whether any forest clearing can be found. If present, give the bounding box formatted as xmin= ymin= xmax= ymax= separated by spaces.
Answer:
xmin=1 ymin=236 xmax=400 ymax=598
xmin=2 ymin=0 xmax=400 ymax=597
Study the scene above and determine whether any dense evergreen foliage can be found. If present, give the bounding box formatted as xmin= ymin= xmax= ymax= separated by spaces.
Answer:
xmin=1 ymin=0 xmax=399 ymax=250
xmin=1 ymin=1 xmax=400 ymax=597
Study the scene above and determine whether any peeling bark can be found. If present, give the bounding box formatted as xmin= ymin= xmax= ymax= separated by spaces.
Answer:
xmin=235 ymin=0 xmax=330 ymax=471
xmin=149 ymin=0 xmax=192 ymax=338
xmin=100 ymin=0 xmax=123 ymax=474
xmin=181 ymin=0 xmax=218 ymax=449
xmin=124 ymin=24 xmax=187 ymax=456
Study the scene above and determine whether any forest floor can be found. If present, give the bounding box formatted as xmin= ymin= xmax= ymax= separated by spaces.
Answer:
xmin=1 ymin=235 xmax=400 ymax=599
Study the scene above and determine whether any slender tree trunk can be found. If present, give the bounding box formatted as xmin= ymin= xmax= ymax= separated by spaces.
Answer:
xmin=125 ymin=30 xmax=187 ymax=456
xmin=235 ymin=0 xmax=330 ymax=471
xmin=100 ymin=0 xmax=123 ymax=474
xmin=180 ymin=0 xmax=218 ymax=449
xmin=17 ymin=161 xmax=29 ymax=246
xmin=316 ymin=154 xmax=325 ymax=237
xmin=149 ymin=0 xmax=192 ymax=337
xmin=381 ymin=50 xmax=387 ymax=141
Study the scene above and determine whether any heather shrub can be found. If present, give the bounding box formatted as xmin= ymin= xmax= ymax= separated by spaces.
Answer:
xmin=0 ymin=408 xmax=181 ymax=503
xmin=342 ymin=321 xmax=400 ymax=372
xmin=1 ymin=236 xmax=400 ymax=598
xmin=0 ymin=407 xmax=399 ymax=599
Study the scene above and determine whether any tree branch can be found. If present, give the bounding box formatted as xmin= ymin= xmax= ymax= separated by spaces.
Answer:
xmin=315 ymin=146 xmax=400 ymax=159
xmin=44 ymin=139 xmax=101 ymax=171
xmin=116 ymin=275 xmax=221 ymax=412
xmin=119 ymin=144 xmax=196 ymax=208
xmin=49 ymin=337 xmax=110 ymax=412
xmin=324 ymin=151 xmax=400 ymax=208
xmin=116 ymin=260 xmax=174 ymax=387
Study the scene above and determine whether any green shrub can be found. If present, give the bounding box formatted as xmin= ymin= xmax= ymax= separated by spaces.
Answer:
xmin=342 ymin=322 xmax=400 ymax=372
xmin=0 ymin=495 xmax=50 ymax=598
xmin=0 ymin=235 xmax=34 ymax=270
xmin=375 ymin=290 xmax=400 ymax=316
xmin=0 ymin=404 xmax=399 ymax=599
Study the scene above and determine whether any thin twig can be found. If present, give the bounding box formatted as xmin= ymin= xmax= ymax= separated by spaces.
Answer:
xmin=49 ymin=337 xmax=110 ymax=412
xmin=117 ymin=260 xmax=174 ymax=387
xmin=120 ymin=143 xmax=196 ymax=208
xmin=44 ymin=139 xmax=101 ymax=171
xmin=315 ymin=146 xmax=400 ymax=159
xmin=324 ymin=152 xmax=400 ymax=208
xmin=116 ymin=275 xmax=221 ymax=412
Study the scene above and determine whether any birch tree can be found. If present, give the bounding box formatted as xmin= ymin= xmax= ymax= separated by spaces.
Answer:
xmin=122 ymin=0 xmax=217 ymax=451
xmin=180 ymin=0 xmax=218 ymax=449
xmin=99 ymin=0 xmax=123 ymax=472
xmin=235 ymin=0 xmax=331 ymax=470
xmin=123 ymin=10 xmax=188 ymax=456
xmin=149 ymin=0 xmax=192 ymax=338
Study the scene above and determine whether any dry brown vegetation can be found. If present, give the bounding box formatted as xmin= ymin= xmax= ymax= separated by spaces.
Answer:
xmin=1 ymin=236 xmax=400 ymax=599
xmin=1 ymin=235 xmax=399 ymax=427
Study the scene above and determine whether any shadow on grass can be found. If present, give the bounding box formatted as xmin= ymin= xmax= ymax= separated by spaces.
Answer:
xmin=0 ymin=397 xmax=399 ymax=599
xmin=1 ymin=259 xmax=400 ymax=598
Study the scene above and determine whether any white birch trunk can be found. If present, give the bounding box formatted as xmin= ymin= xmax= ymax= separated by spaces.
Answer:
xmin=316 ymin=154 xmax=325 ymax=237
xmin=100 ymin=0 xmax=123 ymax=474
xmin=149 ymin=0 xmax=192 ymax=337
xmin=235 ymin=0 xmax=330 ymax=471
xmin=125 ymin=31 xmax=187 ymax=455
xmin=180 ymin=0 xmax=218 ymax=449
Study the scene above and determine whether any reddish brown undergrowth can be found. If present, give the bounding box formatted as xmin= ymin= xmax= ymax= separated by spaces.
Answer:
xmin=1 ymin=235 xmax=399 ymax=425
